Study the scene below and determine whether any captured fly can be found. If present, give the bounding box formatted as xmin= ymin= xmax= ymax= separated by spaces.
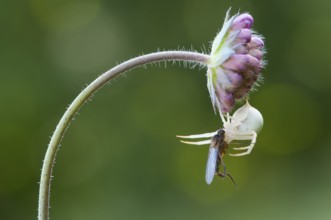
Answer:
xmin=205 ymin=129 xmax=236 ymax=185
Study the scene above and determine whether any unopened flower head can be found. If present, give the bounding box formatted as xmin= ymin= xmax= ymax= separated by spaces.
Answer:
xmin=207 ymin=10 xmax=266 ymax=114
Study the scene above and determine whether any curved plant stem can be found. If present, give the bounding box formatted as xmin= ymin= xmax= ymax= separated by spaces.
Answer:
xmin=38 ymin=51 xmax=210 ymax=220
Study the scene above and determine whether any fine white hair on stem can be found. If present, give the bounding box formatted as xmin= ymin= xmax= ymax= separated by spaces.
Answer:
xmin=38 ymin=50 xmax=209 ymax=220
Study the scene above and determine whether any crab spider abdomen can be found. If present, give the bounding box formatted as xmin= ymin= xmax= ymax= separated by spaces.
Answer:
xmin=232 ymin=101 xmax=263 ymax=133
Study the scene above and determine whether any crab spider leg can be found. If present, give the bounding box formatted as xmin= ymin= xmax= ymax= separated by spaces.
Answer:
xmin=228 ymin=133 xmax=256 ymax=143
xmin=176 ymin=131 xmax=216 ymax=139
xmin=226 ymin=130 xmax=256 ymax=138
xmin=179 ymin=139 xmax=211 ymax=145
xmin=220 ymin=113 xmax=231 ymax=125
xmin=227 ymin=113 xmax=231 ymax=122
xmin=220 ymin=114 xmax=227 ymax=124
xmin=231 ymin=147 xmax=255 ymax=156
xmin=229 ymin=132 xmax=257 ymax=157
xmin=232 ymin=146 xmax=251 ymax=150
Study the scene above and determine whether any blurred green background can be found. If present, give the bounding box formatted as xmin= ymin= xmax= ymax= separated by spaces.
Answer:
xmin=1 ymin=0 xmax=331 ymax=219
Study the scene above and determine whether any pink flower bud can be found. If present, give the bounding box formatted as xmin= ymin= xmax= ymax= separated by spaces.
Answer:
xmin=233 ymin=86 xmax=250 ymax=99
xmin=242 ymin=69 xmax=258 ymax=79
xmin=248 ymin=36 xmax=264 ymax=49
xmin=231 ymin=13 xmax=254 ymax=31
xmin=243 ymin=76 xmax=258 ymax=88
xmin=222 ymin=54 xmax=260 ymax=72
xmin=215 ymin=68 xmax=240 ymax=91
xmin=225 ymin=70 xmax=243 ymax=88
xmin=236 ymin=29 xmax=252 ymax=43
xmin=214 ymin=84 xmax=235 ymax=113
xmin=249 ymin=49 xmax=263 ymax=60
xmin=235 ymin=45 xmax=249 ymax=54
xmin=219 ymin=91 xmax=235 ymax=113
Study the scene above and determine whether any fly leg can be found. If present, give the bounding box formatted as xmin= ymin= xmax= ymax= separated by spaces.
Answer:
xmin=216 ymin=152 xmax=227 ymax=178
xmin=216 ymin=153 xmax=237 ymax=188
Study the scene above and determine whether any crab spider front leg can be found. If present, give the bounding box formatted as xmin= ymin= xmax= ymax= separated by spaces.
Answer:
xmin=176 ymin=131 xmax=216 ymax=146
xmin=176 ymin=131 xmax=217 ymax=139
xmin=177 ymin=113 xmax=232 ymax=146
xmin=228 ymin=131 xmax=257 ymax=156
xmin=220 ymin=113 xmax=231 ymax=125
xmin=179 ymin=139 xmax=212 ymax=145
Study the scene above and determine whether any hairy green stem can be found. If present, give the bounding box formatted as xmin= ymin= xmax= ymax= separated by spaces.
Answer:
xmin=38 ymin=51 xmax=210 ymax=220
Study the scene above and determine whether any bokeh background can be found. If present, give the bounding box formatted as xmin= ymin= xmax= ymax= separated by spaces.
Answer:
xmin=1 ymin=0 xmax=331 ymax=219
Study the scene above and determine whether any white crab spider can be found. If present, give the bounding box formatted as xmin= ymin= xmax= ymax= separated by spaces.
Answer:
xmin=177 ymin=101 xmax=263 ymax=157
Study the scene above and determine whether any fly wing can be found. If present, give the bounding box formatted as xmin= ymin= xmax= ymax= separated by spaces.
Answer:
xmin=205 ymin=145 xmax=219 ymax=185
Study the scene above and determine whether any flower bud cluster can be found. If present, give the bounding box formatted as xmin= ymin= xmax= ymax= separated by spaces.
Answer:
xmin=207 ymin=11 xmax=266 ymax=113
